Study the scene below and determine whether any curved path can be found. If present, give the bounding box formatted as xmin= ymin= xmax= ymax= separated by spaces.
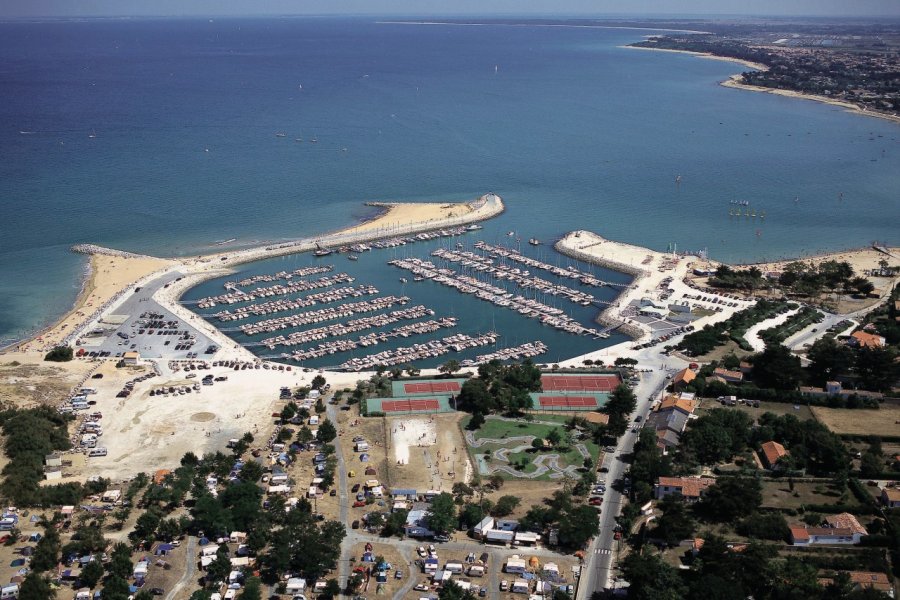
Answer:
xmin=744 ymin=307 xmax=801 ymax=352
xmin=164 ymin=536 xmax=197 ymax=600
xmin=464 ymin=430 xmax=590 ymax=479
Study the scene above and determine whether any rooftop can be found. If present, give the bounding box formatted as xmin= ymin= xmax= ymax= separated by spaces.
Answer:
xmin=759 ymin=440 xmax=789 ymax=466
xmin=657 ymin=476 xmax=716 ymax=498
xmin=824 ymin=512 xmax=868 ymax=536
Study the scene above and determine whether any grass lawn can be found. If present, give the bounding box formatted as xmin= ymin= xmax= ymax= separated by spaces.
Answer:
xmin=760 ymin=479 xmax=848 ymax=510
xmin=469 ymin=416 xmax=567 ymax=442
xmin=468 ymin=416 xmax=599 ymax=480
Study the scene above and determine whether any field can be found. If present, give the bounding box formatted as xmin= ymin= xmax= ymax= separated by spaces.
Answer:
xmin=463 ymin=415 xmax=599 ymax=481
xmin=811 ymin=405 xmax=900 ymax=438
xmin=695 ymin=399 xmax=813 ymax=423
xmin=760 ymin=480 xmax=847 ymax=510
xmin=0 ymin=354 xmax=94 ymax=407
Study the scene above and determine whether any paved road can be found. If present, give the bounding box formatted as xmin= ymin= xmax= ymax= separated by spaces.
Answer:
xmin=327 ymin=402 xmax=352 ymax=592
xmin=165 ymin=535 xmax=197 ymax=600
xmin=577 ymin=352 xmax=683 ymax=599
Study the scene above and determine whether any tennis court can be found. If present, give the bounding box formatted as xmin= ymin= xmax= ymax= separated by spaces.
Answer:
xmin=541 ymin=373 xmax=621 ymax=392
xmin=529 ymin=392 xmax=608 ymax=411
xmin=365 ymin=395 xmax=456 ymax=415
xmin=538 ymin=395 xmax=601 ymax=408
xmin=391 ymin=378 xmax=467 ymax=398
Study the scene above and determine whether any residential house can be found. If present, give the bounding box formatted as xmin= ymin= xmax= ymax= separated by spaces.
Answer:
xmin=648 ymin=393 xmax=699 ymax=451
xmin=843 ymin=572 xmax=893 ymax=596
xmin=712 ymin=367 xmax=743 ymax=384
xmin=671 ymin=368 xmax=696 ymax=391
xmin=881 ymin=487 xmax=900 ymax=509
xmin=849 ymin=331 xmax=886 ymax=349
xmin=790 ymin=513 xmax=868 ymax=546
xmin=759 ymin=441 xmax=789 ymax=470
xmin=654 ymin=477 xmax=716 ymax=503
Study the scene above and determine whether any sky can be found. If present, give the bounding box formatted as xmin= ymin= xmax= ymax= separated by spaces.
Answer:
xmin=3 ymin=0 xmax=900 ymax=18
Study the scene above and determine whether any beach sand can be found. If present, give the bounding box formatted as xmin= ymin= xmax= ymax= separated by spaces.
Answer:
xmin=15 ymin=254 xmax=174 ymax=354
xmin=721 ymin=75 xmax=900 ymax=125
xmin=625 ymin=45 xmax=900 ymax=126
xmin=340 ymin=201 xmax=480 ymax=235
xmin=621 ymin=45 xmax=770 ymax=72
xmin=4 ymin=194 xmax=503 ymax=357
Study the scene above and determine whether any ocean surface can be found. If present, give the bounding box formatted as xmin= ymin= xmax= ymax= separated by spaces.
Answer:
xmin=2 ymin=17 xmax=899 ymax=348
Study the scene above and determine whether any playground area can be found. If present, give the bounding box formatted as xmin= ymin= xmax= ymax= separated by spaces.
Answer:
xmin=384 ymin=414 xmax=472 ymax=492
xmin=463 ymin=415 xmax=599 ymax=481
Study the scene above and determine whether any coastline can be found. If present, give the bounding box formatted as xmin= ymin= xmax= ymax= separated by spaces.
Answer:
xmin=624 ymin=44 xmax=900 ymax=126
xmin=621 ymin=44 xmax=769 ymax=72
xmin=2 ymin=194 xmax=504 ymax=356
xmin=721 ymin=75 xmax=900 ymax=126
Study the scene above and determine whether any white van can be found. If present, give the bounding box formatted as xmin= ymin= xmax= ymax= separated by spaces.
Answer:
xmin=1 ymin=584 xmax=19 ymax=599
xmin=88 ymin=447 xmax=108 ymax=457
xmin=81 ymin=434 xmax=97 ymax=448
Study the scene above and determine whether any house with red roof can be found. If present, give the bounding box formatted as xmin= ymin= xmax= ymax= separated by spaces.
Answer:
xmin=758 ymin=441 xmax=789 ymax=470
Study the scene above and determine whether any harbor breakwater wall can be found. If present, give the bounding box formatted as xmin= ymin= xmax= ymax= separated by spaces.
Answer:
xmin=71 ymin=244 xmax=146 ymax=259
xmin=554 ymin=235 xmax=647 ymax=340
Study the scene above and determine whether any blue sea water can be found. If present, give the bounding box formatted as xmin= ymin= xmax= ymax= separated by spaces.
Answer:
xmin=1 ymin=17 xmax=899 ymax=347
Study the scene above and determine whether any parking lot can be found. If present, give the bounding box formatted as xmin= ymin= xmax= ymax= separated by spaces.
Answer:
xmin=78 ymin=270 xmax=216 ymax=360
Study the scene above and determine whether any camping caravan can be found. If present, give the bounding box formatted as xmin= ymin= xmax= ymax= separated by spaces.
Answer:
xmin=474 ymin=516 xmax=495 ymax=537
xmin=467 ymin=564 xmax=485 ymax=577
xmin=511 ymin=579 xmax=529 ymax=594
xmin=486 ymin=529 xmax=515 ymax=544
xmin=0 ymin=585 xmax=19 ymax=600
xmin=504 ymin=556 xmax=527 ymax=574
xmin=355 ymin=441 xmax=369 ymax=452
xmin=444 ymin=562 xmax=463 ymax=574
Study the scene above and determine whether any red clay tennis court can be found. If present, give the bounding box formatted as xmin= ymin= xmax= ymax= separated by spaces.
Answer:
xmin=381 ymin=398 xmax=442 ymax=412
xmin=538 ymin=395 xmax=601 ymax=408
xmin=403 ymin=381 xmax=462 ymax=395
xmin=541 ymin=374 xmax=620 ymax=392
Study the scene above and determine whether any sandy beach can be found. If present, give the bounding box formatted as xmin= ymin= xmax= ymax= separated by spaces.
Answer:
xmin=3 ymin=194 xmax=504 ymax=358
xmin=721 ymin=75 xmax=900 ymax=125
xmin=13 ymin=254 xmax=175 ymax=354
xmin=621 ymin=45 xmax=770 ymax=72
xmin=625 ymin=44 xmax=900 ymax=126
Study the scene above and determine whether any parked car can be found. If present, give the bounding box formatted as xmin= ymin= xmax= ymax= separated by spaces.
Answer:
xmin=500 ymin=580 xmax=509 ymax=592
xmin=395 ymin=570 xmax=403 ymax=580
xmin=414 ymin=584 xmax=429 ymax=592
xmin=352 ymin=501 xmax=366 ymax=508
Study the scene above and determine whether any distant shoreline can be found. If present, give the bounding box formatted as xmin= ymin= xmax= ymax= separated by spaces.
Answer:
xmin=623 ymin=44 xmax=900 ymax=126
xmin=377 ymin=21 xmax=710 ymax=34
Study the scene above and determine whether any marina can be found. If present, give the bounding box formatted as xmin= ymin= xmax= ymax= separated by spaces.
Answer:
xmin=192 ymin=272 xmax=355 ymax=308
xmin=226 ymin=265 xmax=334 ymax=288
xmin=256 ymin=305 xmax=436 ymax=348
xmin=236 ymin=295 xmax=411 ymax=335
xmin=337 ymin=332 xmax=504 ymax=371
xmin=212 ymin=285 xmax=379 ymax=322
xmin=284 ymin=317 xmax=458 ymax=362
xmin=388 ymin=257 xmax=611 ymax=338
